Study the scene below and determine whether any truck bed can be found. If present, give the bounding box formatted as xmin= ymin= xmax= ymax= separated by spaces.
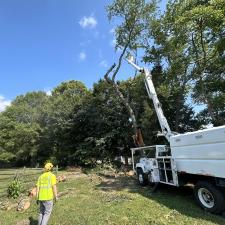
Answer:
xmin=170 ymin=125 xmax=225 ymax=178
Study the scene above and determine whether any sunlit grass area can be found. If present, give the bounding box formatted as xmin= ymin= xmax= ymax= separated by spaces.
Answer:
xmin=0 ymin=169 xmax=224 ymax=225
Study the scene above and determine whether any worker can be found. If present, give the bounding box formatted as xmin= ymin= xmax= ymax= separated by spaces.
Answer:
xmin=36 ymin=162 xmax=58 ymax=225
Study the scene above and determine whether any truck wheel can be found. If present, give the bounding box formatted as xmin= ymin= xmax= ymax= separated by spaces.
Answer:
xmin=137 ymin=168 xmax=148 ymax=186
xmin=194 ymin=181 xmax=225 ymax=214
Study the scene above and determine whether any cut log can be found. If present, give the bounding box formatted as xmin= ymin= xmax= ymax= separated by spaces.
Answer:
xmin=57 ymin=175 xmax=67 ymax=183
xmin=126 ymin=170 xmax=135 ymax=176
xmin=17 ymin=199 xmax=31 ymax=211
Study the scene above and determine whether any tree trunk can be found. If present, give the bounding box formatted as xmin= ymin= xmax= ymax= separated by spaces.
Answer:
xmin=113 ymin=82 xmax=138 ymax=134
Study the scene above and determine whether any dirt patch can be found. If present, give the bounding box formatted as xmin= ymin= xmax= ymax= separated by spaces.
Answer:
xmin=66 ymin=166 xmax=83 ymax=173
xmin=16 ymin=219 xmax=30 ymax=225
xmin=98 ymin=190 xmax=134 ymax=203
xmin=95 ymin=173 xmax=138 ymax=192
xmin=65 ymin=172 xmax=88 ymax=180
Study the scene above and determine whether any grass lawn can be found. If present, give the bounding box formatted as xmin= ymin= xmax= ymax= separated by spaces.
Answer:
xmin=0 ymin=169 xmax=224 ymax=225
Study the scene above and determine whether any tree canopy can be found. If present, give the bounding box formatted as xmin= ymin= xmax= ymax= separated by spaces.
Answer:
xmin=0 ymin=0 xmax=224 ymax=167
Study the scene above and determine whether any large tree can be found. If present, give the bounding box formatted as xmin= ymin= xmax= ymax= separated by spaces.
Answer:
xmin=107 ymin=0 xmax=199 ymax=143
xmin=68 ymin=80 xmax=133 ymax=165
xmin=149 ymin=0 xmax=225 ymax=126
xmin=0 ymin=92 xmax=48 ymax=166
xmin=39 ymin=80 xmax=90 ymax=166
xmin=105 ymin=0 xmax=157 ymax=146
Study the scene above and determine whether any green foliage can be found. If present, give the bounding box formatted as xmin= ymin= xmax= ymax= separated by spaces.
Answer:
xmin=40 ymin=80 xmax=90 ymax=166
xmin=0 ymin=115 xmax=40 ymax=166
xmin=153 ymin=0 xmax=225 ymax=126
xmin=7 ymin=178 xmax=23 ymax=199
xmin=0 ymin=1 xmax=224 ymax=168
xmin=68 ymin=80 xmax=133 ymax=165
xmin=107 ymin=0 xmax=157 ymax=50
xmin=0 ymin=149 xmax=15 ymax=163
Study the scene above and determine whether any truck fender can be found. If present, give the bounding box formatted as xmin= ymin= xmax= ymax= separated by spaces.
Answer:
xmin=136 ymin=163 xmax=146 ymax=174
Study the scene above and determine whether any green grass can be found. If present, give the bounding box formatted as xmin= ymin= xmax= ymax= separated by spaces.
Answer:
xmin=0 ymin=168 xmax=43 ymax=198
xmin=0 ymin=170 xmax=224 ymax=225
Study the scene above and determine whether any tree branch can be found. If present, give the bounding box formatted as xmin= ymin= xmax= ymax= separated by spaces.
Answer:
xmin=104 ymin=63 xmax=116 ymax=83
xmin=199 ymin=18 xmax=207 ymax=68
xmin=103 ymin=20 xmax=140 ymax=138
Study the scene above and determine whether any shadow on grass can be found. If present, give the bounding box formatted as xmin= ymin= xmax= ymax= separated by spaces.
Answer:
xmin=29 ymin=217 xmax=38 ymax=225
xmin=95 ymin=174 xmax=225 ymax=224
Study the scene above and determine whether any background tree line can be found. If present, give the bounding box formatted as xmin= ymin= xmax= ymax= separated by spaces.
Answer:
xmin=0 ymin=0 xmax=224 ymax=167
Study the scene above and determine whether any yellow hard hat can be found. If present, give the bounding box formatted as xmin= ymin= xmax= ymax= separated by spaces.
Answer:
xmin=44 ymin=162 xmax=54 ymax=171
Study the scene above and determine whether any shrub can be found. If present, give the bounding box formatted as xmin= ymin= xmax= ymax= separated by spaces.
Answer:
xmin=7 ymin=178 xmax=23 ymax=199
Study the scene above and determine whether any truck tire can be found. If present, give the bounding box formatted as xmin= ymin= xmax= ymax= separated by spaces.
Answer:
xmin=194 ymin=181 xmax=225 ymax=214
xmin=137 ymin=168 xmax=148 ymax=186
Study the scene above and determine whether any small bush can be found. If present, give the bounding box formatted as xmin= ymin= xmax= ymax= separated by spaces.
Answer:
xmin=7 ymin=178 xmax=23 ymax=199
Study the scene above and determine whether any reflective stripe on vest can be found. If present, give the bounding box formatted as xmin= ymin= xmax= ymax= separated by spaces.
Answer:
xmin=39 ymin=174 xmax=52 ymax=189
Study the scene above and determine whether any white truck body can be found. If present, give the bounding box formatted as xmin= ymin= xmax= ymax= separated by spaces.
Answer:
xmin=170 ymin=125 xmax=225 ymax=179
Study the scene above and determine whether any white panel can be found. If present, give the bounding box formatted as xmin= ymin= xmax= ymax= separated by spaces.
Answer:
xmin=170 ymin=125 xmax=225 ymax=147
xmin=169 ymin=126 xmax=225 ymax=179
xmin=171 ymin=142 xmax=225 ymax=159
xmin=175 ymin=159 xmax=225 ymax=178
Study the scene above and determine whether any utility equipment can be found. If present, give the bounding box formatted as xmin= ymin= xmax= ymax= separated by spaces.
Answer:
xmin=126 ymin=56 xmax=225 ymax=214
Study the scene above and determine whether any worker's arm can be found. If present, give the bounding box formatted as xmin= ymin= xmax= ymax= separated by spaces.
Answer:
xmin=36 ymin=186 xmax=39 ymax=199
xmin=36 ymin=177 xmax=40 ymax=200
xmin=52 ymin=184 xmax=58 ymax=201
xmin=36 ymin=186 xmax=40 ymax=205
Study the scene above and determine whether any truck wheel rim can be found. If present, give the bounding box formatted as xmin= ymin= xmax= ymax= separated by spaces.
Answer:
xmin=198 ymin=188 xmax=214 ymax=208
xmin=138 ymin=174 xmax=144 ymax=183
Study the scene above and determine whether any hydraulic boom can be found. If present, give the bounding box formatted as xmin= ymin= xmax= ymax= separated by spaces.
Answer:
xmin=125 ymin=57 xmax=175 ymax=142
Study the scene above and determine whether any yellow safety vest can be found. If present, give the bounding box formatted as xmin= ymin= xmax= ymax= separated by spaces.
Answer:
xmin=37 ymin=172 xmax=56 ymax=201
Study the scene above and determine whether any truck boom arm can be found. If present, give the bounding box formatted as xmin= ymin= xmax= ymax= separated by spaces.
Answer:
xmin=126 ymin=58 xmax=175 ymax=142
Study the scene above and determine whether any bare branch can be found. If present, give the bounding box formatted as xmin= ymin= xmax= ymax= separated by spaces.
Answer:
xmin=112 ymin=44 xmax=129 ymax=81
xmin=104 ymin=63 xmax=116 ymax=83
xmin=199 ymin=19 xmax=207 ymax=68
xmin=111 ymin=23 xmax=135 ymax=81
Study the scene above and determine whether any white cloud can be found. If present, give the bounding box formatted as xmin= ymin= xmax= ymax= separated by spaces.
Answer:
xmin=79 ymin=16 xmax=97 ymax=29
xmin=0 ymin=95 xmax=11 ymax=112
xmin=79 ymin=51 xmax=86 ymax=61
xmin=99 ymin=60 xmax=108 ymax=68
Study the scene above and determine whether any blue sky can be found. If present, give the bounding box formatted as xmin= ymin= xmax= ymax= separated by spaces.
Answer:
xmin=0 ymin=0 xmax=170 ymax=111
xmin=1 ymin=0 xmax=152 ymax=110
xmin=0 ymin=0 xmax=205 ymax=114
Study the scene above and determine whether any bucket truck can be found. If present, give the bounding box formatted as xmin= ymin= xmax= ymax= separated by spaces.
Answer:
xmin=126 ymin=56 xmax=225 ymax=214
